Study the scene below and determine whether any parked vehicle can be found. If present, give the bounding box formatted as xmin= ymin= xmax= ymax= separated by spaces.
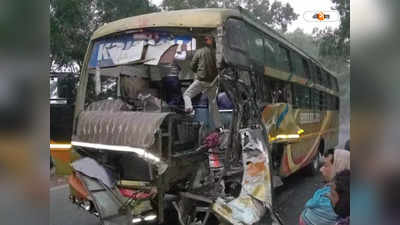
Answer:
xmin=50 ymin=72 xmax=79 ymax=175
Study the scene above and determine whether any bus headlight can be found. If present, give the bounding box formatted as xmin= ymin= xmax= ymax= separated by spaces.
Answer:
xmin=144 ymin=213 xmax=157 ymax=221
xmin=132 ymin=218 xmax=142 ymax=223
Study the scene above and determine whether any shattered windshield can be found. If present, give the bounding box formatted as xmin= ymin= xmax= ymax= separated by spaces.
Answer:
xmin=85 ymin=30 xmax=199 ymax=109
xmin=89 ymin=31 xmax=196 ymax=68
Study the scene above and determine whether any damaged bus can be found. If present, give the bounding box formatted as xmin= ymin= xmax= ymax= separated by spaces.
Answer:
xmin=67 ymin=7 xmax=339 ymax=225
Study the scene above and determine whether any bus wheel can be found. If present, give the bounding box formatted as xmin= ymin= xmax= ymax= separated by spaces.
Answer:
xmin=306 ymin=151 xmax=322 ymax=176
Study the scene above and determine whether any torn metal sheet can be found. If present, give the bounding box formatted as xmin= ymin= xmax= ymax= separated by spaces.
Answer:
xmin=229 ymin=195 xmax=266 ymax=224
xmin=108 ymin=40 xmax=145 ymax=65
xmin=71 ymin=157 xmax=116 ymax=188
xmin=240 ymin=128 xmax=272 ymax=204
xmin=144 ymin=41 xmax=176 ymax=65
xmin=213 ymin=128 xmax=273 ymax=225
xmin=262 ymin=103 xmax=303 ymax=142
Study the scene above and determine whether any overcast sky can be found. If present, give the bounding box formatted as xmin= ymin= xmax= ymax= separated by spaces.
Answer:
xmin=149 ymin=0 xmax=340 ymax=34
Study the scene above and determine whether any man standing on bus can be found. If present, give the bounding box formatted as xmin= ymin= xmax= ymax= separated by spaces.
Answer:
xmin=183 ymin=35 xmax=222 ymax=129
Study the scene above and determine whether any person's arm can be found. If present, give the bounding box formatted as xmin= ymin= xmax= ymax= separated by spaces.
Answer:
xmin=305 ymin=186 xmax=331 ymax=208
xmin=305 ymin=193 xmax=320 ymax=208
xmin=191 ymin=50 xmax=200 ymax=73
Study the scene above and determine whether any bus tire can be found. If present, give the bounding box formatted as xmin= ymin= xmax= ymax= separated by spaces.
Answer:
xmin=306 ymin=145 xmax=323 ymax=176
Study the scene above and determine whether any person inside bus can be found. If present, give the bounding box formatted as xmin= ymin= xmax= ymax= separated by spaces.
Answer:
xmin=299 ymin=151 xmax=350 ymax=225
xmin=183 ymin=35 xmax=222 ymax=128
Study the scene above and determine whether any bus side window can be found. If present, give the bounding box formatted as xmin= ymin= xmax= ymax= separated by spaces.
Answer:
xmin=312 ymin=89 xmax=320 ymax=110
xmin=330 ymin=74 xmax=338 ymax=91
xmin=291 ymin=52 xmax=306 ymax=79
xmin=302 ymin=59 xmax=311 ymax=80
xmin=277 ymin=46 xmax=293 ymax=74
xmin=292 ymin=83 xmax=310 ymax=109
xmin=316 ymin=67 xmax=322 ymax=86
xmin=322 ymin=71 xmax=331 ymax=89
xmin=224 ymin=18 xmax=249 ymax=67
xmin=247 ymin=27 xmax=264 ymax=63
xmin=263 ymin=76 xmax=273 ymax=104
xmin=311 ymin=64 xmax=319 ymax=84
xmin=264 ymin=36 xmax=278 ymax=68
xmin=320 ymin=91 xmax=328 ymax=110
xmin=225 ymin=18 xmax=248 ymax=52
xmin=334 ymin=77 xmax=339 ymax=91
xmin=270 ymin=79 xmax=287 ymax=103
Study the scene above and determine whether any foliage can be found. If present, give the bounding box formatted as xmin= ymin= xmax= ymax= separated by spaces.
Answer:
xmin=284 ymin=28 xmax=319 ymax=59
xmin=315 ymin=0 xmax=349 ymax=63
xmin=161 ymin=0 xmax=298 ymax=33
xmin=50 ymin=0 xmax=158 ymax=72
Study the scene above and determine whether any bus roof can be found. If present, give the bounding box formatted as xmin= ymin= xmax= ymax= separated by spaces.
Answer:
xmin=91 ymin=8 xmax=240 ymax=40
xmin=91 ymin=7 xmax=336 ymax=77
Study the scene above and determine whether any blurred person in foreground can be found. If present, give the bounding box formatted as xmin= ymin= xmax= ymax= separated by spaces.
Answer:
xmin=299 ymin=150 xmax=350 ymax=225
xmin=329 ymin=170 xmax=351 ymax=225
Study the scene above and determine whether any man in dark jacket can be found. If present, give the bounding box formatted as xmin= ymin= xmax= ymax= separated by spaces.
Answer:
xmin=183 ymin=35 xmax=222 ymax=128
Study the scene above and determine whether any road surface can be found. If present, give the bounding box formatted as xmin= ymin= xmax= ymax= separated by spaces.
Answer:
xmin=50 ymin=169 xmax=323 ymax=225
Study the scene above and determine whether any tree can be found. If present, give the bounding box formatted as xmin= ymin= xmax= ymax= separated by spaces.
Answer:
xmin=315 ymin=0 xmax=349 ymax=63
xmin=50 ymin=0 xmax=158 ymax=72
xmin=161 ymin=0 xmax=298 ymax=33
xmin=50 ymin=0 xmax=94 ymax=72
xmin=284 ymin=28 xmax=319 ymax=59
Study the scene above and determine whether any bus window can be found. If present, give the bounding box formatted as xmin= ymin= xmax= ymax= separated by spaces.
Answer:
xmin=291 ymin=52 xmax=306 ymax=79
xmin=247 ymin=27 xmax=264 ymax=63
xmin=322 ymin=71 xmax=331 ymax=89
xmin=263 ymin=77 xmax=273 ymax=103
xmin=277 ymin=46 xmax=292 ymax=73
xmin=319 ymin=91 xmax=328 ymax=110
xmin=316 ymin=67 xmax=322 ymax=85
xmin=270 ymin=78 xmax=288 ymax=103
xmin=311 ymin=89 xmax=320 ymax=110
xmin=330 ymin=75 xmax=339 ymax=91
xmin=292 ymin=83 xmax=311 ymax=109
xmin=309 ymin=64 xmax=317 ymax=84
xmin=225 ymin=18 xmax=248 ymax=52
xmin=302 ymin=59 xmax=311 ymax=79
xmin=264 ymin=37 xmax=278 ymax=68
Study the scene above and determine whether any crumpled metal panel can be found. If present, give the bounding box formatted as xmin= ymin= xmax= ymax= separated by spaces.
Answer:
xmin=78 ymin=174 xmax=131 ymax=225
xmin=71 ymin=157 xmax=116 ymax=188
xmin=212 ymin=128 xmax=273 ymax=225
xmin=261 ymin=103 xmax=302 ymax=138
xmin=144 ymin=43 xmax=177 ymax=65
xmin=240 ymin=128 xmax=272 ymax=205
xmin=73 ymin=111 xmax=171 ymax=154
